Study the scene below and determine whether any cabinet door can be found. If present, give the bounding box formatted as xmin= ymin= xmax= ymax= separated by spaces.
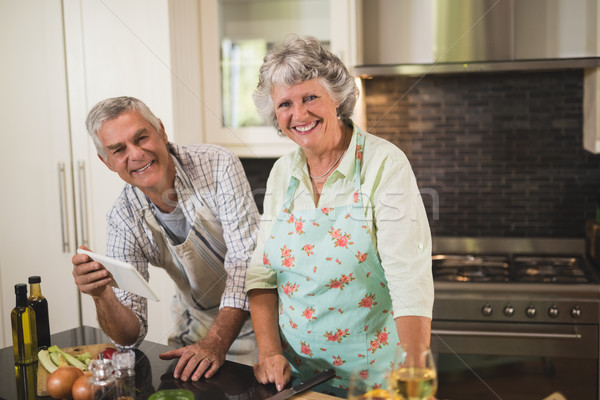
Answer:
xmin=0 ymin=0 xmax=80 ymax=347
xmin=63 ymin=0 xmax=177 ymax=344
xmin=187 ymin=0 xmax=362 ymax=157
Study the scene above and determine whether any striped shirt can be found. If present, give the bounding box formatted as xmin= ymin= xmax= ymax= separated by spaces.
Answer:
xmin=105 ymin=143 xmax=260 ymax=346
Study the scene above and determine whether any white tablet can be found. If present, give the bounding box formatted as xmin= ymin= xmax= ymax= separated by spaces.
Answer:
xmin=77 ymin=249 xmax=160 ymax=302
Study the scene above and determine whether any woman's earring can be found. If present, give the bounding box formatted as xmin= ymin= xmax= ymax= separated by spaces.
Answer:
xmin=277 ymin=127 xmax=285 ymax=137
xmin=336 ymin=108 xmax=341 ymax=120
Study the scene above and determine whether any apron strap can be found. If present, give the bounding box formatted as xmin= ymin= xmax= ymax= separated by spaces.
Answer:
xmin=133 ymin=153 xmax=227 ymax=311
xmin=353 ymin=129 xmax=365 ymax=197
xmin=282 ymin=176 xmax=300 ymax=210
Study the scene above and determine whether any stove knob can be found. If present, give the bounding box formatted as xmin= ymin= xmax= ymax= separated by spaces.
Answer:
xmin=570 ymin=306 xmax=582 ymax=319
xmin=525 ymin=306 xmax=537 ymax=318
xmin=548 ymin=305 xmax=559 ymax=318
xmin=503 ymin=305 xmax=515 ymax=317
xmin=481 ymin=304 xmax=493 ymax=317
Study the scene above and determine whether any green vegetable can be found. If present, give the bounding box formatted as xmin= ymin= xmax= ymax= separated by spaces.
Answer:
xmin=49 ymin=351 xmax=61 ymax=366
xmin=48 ymin=345 xmax=61 ymax=353
xmin=75 ymin=352 xmax=92 ymax=365
xmin=62 ymin=352 xmax=88 ymax=371
xmin=47 ymin=344 xmax=88 ymax=371
xmin=38 ymin=349 xmax=57 ymax=373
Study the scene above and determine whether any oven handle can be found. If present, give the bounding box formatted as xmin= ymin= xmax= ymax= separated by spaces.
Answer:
xmin=432 ymin=329 xmax=582 ymax=340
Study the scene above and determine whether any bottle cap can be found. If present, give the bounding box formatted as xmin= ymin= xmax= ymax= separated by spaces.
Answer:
xmin=28 ymin=276 xmax=41 ymax=284
xmin=113 ymin=350 xmax=136 ymax=369
xmin=14 ymin=283 xmax=27 ymax=295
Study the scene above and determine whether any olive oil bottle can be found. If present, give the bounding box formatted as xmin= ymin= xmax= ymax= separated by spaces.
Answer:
xmin=15 ymin=362 xmax=37 ymax=400
xmin=28 ymin=276 xmax=51 ymax=349
xmin=11 ymin=283 xmax=38 ymax=365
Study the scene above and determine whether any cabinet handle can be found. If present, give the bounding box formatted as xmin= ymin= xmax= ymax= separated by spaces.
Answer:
xmin=432 ymin=329 xmax=582 ymax=340
xmin=77 ymin=161 xmax=89 ymax=248
xmin=57 ymin=163 xmax=70 ymax=253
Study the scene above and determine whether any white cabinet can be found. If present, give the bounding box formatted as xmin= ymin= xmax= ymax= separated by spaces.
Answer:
xmin=0 ymin=0 xmax=177 ymax=347
xmin=64 ymin=0 xmax=177 ymax=345
xmin=0 ymin=0 xmax=363 ymax=348
xmin=584 ymin=68 xmax=600 ymax=154
xmin=0 ymin=0 xmax=89 ymax=348
xmin=171 ymin=0 xmax=363 ymax=157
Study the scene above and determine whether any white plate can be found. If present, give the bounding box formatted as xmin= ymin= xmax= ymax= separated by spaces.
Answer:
xmin=77 ymin=249 xmax=160 ymax=302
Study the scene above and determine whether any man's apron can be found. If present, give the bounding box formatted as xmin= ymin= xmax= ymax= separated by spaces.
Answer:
xmin=134 ymin=157 xmax=256 ymax=365
xmin=262 ymin=131 xmax=397 ymax=389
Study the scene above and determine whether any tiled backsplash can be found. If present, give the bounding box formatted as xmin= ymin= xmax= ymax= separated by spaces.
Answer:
xmin=364 ymin=70 xmax=600 ymax=238
xmin=241 ymin=70 xmax=600 ymax=238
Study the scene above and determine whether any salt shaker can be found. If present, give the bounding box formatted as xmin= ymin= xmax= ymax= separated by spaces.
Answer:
xmin=113 ymin=350 xmax=136 ymax=400
xmin=89 ymin=359 xmax=116 ymax=400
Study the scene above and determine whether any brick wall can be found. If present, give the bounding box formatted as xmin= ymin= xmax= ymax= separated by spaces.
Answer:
xmin=363 ymin=70 xmax=600 ymax=238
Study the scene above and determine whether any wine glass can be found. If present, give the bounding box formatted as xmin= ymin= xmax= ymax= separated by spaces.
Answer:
xmin=388 ymin=345 xmax=438 ymax=400
xmin=347 ymin=365 xmax=392 ymax=400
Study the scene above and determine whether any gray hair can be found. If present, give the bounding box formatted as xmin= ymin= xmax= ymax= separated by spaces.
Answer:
xmin=86 ymin=96 xmax=162 ymax=158
xmin=253 ymin=35 xmax=359 ymax=128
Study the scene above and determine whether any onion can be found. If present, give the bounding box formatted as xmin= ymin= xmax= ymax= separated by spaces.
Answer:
xmin=71 ymin=373 xmax=94 ymax=400
xmin=46 ymin=366 xmax=84 ymax=399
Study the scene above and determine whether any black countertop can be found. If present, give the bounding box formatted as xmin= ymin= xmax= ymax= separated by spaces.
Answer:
xmin=1 ymin=326 xmax=280 ymax=400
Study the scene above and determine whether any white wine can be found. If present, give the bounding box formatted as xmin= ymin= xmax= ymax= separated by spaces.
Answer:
xmin=389 ymin=367 xmax=437 ymax=400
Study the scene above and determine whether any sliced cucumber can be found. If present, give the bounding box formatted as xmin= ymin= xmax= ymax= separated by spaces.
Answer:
xmin=62 ymin=352 xmax=88 ymax=371
xmin=38 ymin=349 xmax=57 ymax=373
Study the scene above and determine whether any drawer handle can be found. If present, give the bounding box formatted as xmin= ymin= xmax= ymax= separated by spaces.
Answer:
xmin=432 ymin=329 xmax=582 ymax=340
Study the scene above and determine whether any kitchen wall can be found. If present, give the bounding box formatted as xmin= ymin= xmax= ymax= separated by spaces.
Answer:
xmin=242 ymin=70 xmax=600 ymax=238
xmin=367 ymin=69 xmax=600 ymax=238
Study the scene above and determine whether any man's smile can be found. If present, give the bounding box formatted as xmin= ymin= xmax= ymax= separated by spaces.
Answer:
xmin=132 ymin=161 xmax=153 ymax=173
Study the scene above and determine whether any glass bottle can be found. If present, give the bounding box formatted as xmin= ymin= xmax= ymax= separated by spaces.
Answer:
xmin=15 ymin=362 xmax=37 ymax=400
xmin=113 ymin=350 xmax=136 ymax=400
xmin=28 ymin=276 xmax=51 ymax=349
xmin=89 ymin=359 xmax=116 ymax=400
xmin=11 ymin=283 xmax=38 ymax=365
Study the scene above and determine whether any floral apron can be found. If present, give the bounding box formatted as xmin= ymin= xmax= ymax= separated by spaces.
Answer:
xmin=262 ymin=131 xmax=397 ymax=389
xmin=134 ymin=156 xmax=256 ymax=365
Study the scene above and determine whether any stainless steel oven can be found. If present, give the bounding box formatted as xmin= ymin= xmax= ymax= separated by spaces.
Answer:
xmin=431 ymin=238 xmax=600 ymax=400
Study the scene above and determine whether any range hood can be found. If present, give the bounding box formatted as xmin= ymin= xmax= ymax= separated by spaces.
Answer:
xmin=354 ymin=0 xmax=600 ymax=76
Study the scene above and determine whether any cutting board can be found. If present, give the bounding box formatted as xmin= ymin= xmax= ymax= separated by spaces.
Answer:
xmin=37 ymin=343 xmax=115 ymax=397
xmin=295 ymin=392 xmax=340 ymax=400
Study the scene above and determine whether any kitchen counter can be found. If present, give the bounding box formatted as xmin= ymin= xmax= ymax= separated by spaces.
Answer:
xmin=1 ymin=326 xmax=340 ymax=400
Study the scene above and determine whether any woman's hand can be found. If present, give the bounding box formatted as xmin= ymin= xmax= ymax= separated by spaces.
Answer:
xmin=253 ymin=353 xmax=292 ymax=391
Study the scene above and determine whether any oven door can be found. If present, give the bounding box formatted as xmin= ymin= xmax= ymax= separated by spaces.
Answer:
xmin=432 ymin=321 xmax=599 ymax=400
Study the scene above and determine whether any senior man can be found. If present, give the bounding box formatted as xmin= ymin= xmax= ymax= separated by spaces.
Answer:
xmin=72 ymin=96 xmax=259 ymax=382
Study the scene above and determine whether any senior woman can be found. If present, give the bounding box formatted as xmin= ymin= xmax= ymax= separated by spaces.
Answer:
xmin=245 ymin=35 xmax=434 ymax=392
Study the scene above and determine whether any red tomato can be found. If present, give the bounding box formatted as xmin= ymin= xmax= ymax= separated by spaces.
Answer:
xmin=99 ymin=347 xmax=117 ymax=360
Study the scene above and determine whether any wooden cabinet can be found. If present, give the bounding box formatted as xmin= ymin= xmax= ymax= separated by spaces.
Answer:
xmin=171 ymin=0 xmax=363 ymax=157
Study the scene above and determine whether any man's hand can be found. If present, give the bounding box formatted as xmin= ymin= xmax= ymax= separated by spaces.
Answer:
xmin=72 ymin=246 xmax=140 ymax=346
xmin=159 ymin=337 xmax=227 ymax=381
xmin=72 ymin=245 xmax=113 ymax=297
xmin=253 ymin=353 xmax=292 ymax=391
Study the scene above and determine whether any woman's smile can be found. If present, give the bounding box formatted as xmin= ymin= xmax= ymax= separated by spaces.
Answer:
xmin=293 ymin=121 xmax=318 ymax=133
